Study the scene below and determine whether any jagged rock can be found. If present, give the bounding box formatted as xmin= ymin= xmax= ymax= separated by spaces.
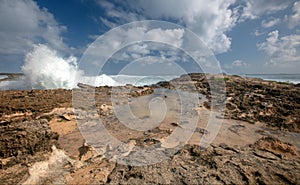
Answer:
xmin=168 ymin=73 xmax=300 ymax=133
xmin=77 ymin=83 xmax=95 ymax=89
xmin=61 ymin=114 xmax=72 ymax=121
xmin=106 ymin=141 xmax=300 ymax=184
xmin=0 ymin=119 xmax=60 ymax=184
xmin=171 ymin=122 xmax=180 ymax=127
xmin=78 ymin=143 xmax=102 ymax=162
xmin=98 ymin=104 xmax=113 ymax=116
xmin=253 ymin=136 xmax=298 ymax=158
xmin=0 ymin=119 xmax=58 ymax=160
xmin=130 ymin=87 xmax=154 ymax=97
xmin=194 ymin=127 xmax=209 ymax=134
xmin=0 ymin=73 xmax=299 ymax=184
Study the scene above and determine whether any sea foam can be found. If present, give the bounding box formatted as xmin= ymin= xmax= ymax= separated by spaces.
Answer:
xmin=0 ymin=44 xmax=176 ymax=90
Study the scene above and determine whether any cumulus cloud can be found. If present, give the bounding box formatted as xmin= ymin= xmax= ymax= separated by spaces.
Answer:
xmin=242 ymin=0 xmax=292 ymax=20
xmin=261 ymin=18 xmax=281 ymax=28
xmin=96 ymin=0 xmax=237 ymax=54
xmin=257 ymin=30 xmax=300 ymax=65
xmin=223 ymin=60 xmax=248 ymax=71
xmin=253 ymin=29 xmax=266 ymax=36
xmin=232 ymin=60 xmax=248 ymax=67
xmin=288 ymin=2 xmax=300 ymax=29
xmin=0 ymin=0 xmax=67 ymax=56
xmin=89 ymin=25 xmax=185 ymax=59
xmin=81 ymin=23 xmax=188 ymax=74
xmin=96 ymin=0 xmax=144 ymax=26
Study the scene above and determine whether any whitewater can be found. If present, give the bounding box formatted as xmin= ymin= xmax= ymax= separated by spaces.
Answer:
xmin=0 ymin=44 xmax=178 ymax=90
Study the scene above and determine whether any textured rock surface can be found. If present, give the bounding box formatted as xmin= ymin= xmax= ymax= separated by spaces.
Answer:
xmin=0 ymin=119 xmax=58 ymax=159
xmin=106 ymin=137 xmax=300 ymax=185
xmin=0 ymin=74 xmax=299 ymax=184
xmin=159 ymin=73 xmax=300 ymax=133
xmin=0 ymin=119 xmax=59 ymax=184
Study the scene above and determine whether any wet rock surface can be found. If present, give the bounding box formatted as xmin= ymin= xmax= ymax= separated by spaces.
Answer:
xmin=159 ymin=73 xmax=300 ymax=133
xmin=0 ymin=73 xmax=299 ymax=184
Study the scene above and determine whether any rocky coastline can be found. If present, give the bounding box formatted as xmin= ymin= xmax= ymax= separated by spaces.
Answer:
xmin=0 ymin=73 xmax=299 ymax=184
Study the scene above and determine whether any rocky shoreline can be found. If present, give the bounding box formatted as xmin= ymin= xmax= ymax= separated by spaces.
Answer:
xmin=0 ymin=73 xmax=299 ymax=184
xmin=157 ymin=73 xmax=300 ymax=132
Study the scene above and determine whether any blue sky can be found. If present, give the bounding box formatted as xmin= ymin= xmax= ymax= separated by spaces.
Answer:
xmin=0 ymin=0 xmax=299 ymax=74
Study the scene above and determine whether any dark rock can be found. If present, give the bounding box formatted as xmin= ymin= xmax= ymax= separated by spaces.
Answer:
xmin=77 ymin=83 xmax=95 ymax=89
xmin=0 ymin=119 xmax=58 ymax=160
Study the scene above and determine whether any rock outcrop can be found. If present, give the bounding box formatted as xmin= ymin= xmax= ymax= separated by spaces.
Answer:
xmin=0 ymin=119 xmax=58 ymax=165
xmin=0 ymin=73 xmax=299 ymax=184
xmin=161 ymin=74 xmax=300 ymax=133
xmin=70 ymin=137 xmax=300 ymax=184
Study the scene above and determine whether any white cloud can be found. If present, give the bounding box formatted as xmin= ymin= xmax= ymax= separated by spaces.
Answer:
xmin=97 ymin=0 xmax=237 ymax=54
xmin=232 ymin=60 xmax=248 ymax=67
xmin=97 ymin=0 xmax=143 ymax=26
xmin=257 ymin=30 xmax=300 ymax=65
xmin=0 ymin=0 xmax=67 ymax=55
xmin=83 ymin=24 xmax=186 ymax=73
xmin=242 ymin=0 xmax=292 ymax=20
xmin=224 ymin=60 xmax=248 ymax=70
xmin=261 ymin=18 xmax=281 ymax=28
xmin=253 ymin=29 xmax=266 ymax=36
xmin=82 ymin=22 xmax=217 ymax=74
xmin=94 ymin=26 xmax=185 ymax=57
xmin=288 ymin=2 xmax=300 ymax=29
xmin=99 ymin=17 xmax=118 ymax=28
xmin=135 ymin=56 xmax=178 ymax=66
xmin=112 ymin=43 xmax=151 ymax=61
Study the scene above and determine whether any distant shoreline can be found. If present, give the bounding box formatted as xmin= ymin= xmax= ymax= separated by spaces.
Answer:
xmin=239 ymin=74 xmax=300 ymax=84
xmin=0 ymin=73 xmax=299 ymax=90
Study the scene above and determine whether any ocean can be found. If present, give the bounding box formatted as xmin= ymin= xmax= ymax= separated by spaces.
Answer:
xmin=2 ymin=44 xmax=298 ymax=90
xmin=0 ymin=74 xmax=179 ymax=90
xmin=242 ymin=74 xmax=300 ymax=84
xmin=1 ymin=73 xmax=299 ymax=90
xmin=0 ymin=75 xmax=8 ymax=80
